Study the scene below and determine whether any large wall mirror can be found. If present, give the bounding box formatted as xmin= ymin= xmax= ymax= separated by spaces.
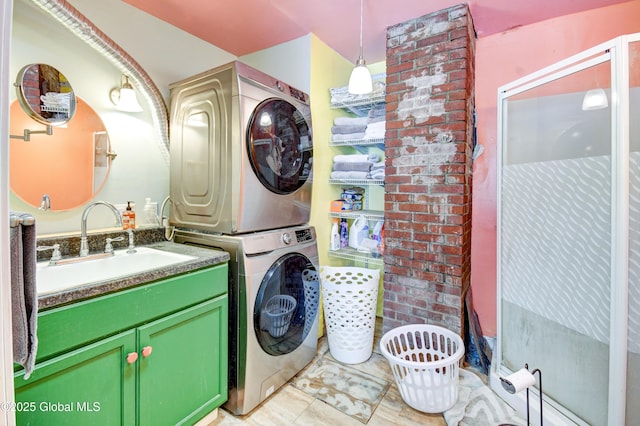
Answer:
xmin=10 ymin=94 xmax=113 ymax=211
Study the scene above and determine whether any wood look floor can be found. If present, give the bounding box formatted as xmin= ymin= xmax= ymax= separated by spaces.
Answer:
xmin=207 ymin=319 xmax=447 ymax=425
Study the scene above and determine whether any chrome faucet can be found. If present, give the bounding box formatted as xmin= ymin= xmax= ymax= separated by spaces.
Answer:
xmin=160 ymin=195 xmax=172 ymax=224
xmin=80 ymin=201 xmax=123 ymax=257
xmin=160 ymin=196 xmax=175 ymax=241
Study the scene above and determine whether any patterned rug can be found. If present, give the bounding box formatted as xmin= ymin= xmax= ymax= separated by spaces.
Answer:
xmin=444 ymin=369 xmax=526 ymax=426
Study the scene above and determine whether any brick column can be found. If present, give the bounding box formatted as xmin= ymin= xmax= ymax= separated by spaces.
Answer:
xmin=383 ymin=4 xmax=475 ymax=336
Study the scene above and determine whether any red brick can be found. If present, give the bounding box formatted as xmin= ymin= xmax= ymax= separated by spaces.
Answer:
xmin=382 ymin=3 xmax=473 ymax=335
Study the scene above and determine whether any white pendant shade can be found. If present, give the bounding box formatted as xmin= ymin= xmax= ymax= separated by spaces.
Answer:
xmin=348 ymin=0 xmax=373 ymax=95
xmin=582 ymin=88 xmax=608 ymax=111
xmin=348 ymin=62 xmax=373 ymax=95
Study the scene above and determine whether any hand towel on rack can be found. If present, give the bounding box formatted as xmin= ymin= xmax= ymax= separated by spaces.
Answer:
xmin=10 ymin=212 xmax=38 ymax=379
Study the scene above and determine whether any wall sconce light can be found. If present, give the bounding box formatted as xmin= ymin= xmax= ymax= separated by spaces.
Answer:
xmin=500 ymin=364 xmax=543 ymax=426
xmin=110 ymin=75 xmax=143 ymax=112
xmin=582 ymin=88 xmax=608 ymax=111
xmin=348 ymin=0 xmax=373 ymax=95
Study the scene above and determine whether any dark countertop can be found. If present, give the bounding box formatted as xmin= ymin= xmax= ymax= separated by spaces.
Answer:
xmin=38 ymin=241 xmax=230 ymax=311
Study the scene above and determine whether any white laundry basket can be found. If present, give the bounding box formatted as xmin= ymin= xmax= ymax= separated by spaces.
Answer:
xmin=302 ymin=269 xmax=319 ymax=338
xmin=264 ymin=295 xmax=297 ymax=338
xmin=379 ymin=324 xmax=465 ymax=413
xmin=320 ymin=266 xmax=380 ymax=364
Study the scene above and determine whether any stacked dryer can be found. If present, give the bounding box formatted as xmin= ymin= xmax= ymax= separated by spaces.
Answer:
xmin=169 ymin=61 xmax=319 ymax=415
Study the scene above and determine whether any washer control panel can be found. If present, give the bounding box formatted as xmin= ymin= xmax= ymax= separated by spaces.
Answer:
xmin=295 ymin=228 xmax=314 ymax=243
xmin=219 ymin=225 xmax=317 ymax=255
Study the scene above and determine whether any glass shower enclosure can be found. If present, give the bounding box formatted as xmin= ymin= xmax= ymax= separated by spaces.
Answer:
xmin=493 ymin=34 xmax=640 ymax=425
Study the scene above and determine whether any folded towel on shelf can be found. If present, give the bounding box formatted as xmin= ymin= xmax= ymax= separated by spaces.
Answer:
xmin=364 ymin=121 xmax=386 ymax=139
xmin=368 ymin=169 xmax=385 ymax=180
xmin=330 ymin=171 xmax=370 ymax=180
xmin=370 ymin=161 xmax=385 ymax=171
xmin=10 ymin=212 xmax=38 ymax=380
xmin=331 ymin=133 xmax=366 ymax=142
xmin=333 ymin=154 xmax=378 ymax=163
xmin=331 ymin=124 xmax=367 ymax=135
xmin=333 ymin=162 xmax=372 ymax=172
xmin=334 ymin=116 xmax=369 ymax=127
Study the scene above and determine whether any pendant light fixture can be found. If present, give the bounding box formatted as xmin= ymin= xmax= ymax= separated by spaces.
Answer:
xmin=110 ymin=75 xmax=143 ymax=112
xmin=348 ymin=0 xmax=373 ymax=95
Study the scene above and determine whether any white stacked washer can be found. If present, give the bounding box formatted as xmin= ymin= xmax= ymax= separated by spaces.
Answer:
xmin=169 ymin=60 xmax=313 ymax=235
xmin=169 ymin=62 xmax=318 ymax=415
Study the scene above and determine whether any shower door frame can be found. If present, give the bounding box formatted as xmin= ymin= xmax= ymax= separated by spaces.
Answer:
xmin=493 ymin=33 xmax=640 ymax=425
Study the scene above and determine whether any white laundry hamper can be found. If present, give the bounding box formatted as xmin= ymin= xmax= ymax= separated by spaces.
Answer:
xmin=379 ymin=324 xmax=465 ymax=413
xmin=320 ymin=266 xmax=380 ymax=364
xmin=302 ymin=269 xmax=320 ymax=338
xmin=264 ymin=295 xmax=297 ymax=338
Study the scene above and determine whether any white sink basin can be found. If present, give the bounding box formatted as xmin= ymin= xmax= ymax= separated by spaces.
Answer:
xmin=36 ymin=246 xmax=196 ymax=296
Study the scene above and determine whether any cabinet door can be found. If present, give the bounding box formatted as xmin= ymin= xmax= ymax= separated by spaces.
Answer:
xmin=14 ymin=330 xmax=136 ymax=426
xmin=137 ymin=296 xmax=228 ymax=425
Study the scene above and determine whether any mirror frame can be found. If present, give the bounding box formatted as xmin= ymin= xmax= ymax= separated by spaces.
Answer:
xmin=27 ymin=0 xmax=169 ymax=164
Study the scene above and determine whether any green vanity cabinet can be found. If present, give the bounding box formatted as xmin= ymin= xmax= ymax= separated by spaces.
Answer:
xmin=14 ymin=330 xmax=137 ymax=425
xmin=14 ymin=263 xmax=229 ymax=426
xmin=138 ymin=297 xmax=227 ymax=425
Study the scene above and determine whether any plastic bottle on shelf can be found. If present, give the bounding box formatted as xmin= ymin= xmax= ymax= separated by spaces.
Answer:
xmin=340 ymin=218 xmax=349 ymax=249
xmin=330 ymin=218 xmax=340 ymax=251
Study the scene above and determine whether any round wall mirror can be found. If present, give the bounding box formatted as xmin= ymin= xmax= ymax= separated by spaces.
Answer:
xmin=15 ymin=63 xmax=77 ymax=126
xmin=10 ymin=96 xmax=113 ymax=211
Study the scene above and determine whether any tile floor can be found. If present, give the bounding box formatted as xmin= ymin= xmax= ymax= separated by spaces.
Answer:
xmin=207 ymin=319 xmax=466 ymax=425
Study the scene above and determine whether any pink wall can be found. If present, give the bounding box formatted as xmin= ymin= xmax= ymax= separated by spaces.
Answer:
xmin=471 ymin=0 xmax=640 ymax=336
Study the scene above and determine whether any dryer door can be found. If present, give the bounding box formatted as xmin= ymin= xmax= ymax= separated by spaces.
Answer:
xmin=253 ymin=253 xmax=318 ymax=356
xmin=247 ymin=98 xmax=312 ymax=195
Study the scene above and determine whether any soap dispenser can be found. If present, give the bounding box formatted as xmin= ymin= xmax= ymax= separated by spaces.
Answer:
xmin=122 ymin=201 xmax=136 ymax=230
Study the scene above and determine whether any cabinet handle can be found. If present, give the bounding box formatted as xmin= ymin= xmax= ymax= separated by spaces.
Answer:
xmin=141 ymin=346 xmax=153 ymax=358
xmin=126 ymin=352 xmax=138 ymax=364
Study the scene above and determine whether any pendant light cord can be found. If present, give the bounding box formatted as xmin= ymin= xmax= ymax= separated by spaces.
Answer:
xmin=359 ymin=0 xmax=364 ymax=59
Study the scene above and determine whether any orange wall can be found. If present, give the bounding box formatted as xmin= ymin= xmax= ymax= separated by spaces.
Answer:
xmin=472 ymin=0 xmax=640 ymax=336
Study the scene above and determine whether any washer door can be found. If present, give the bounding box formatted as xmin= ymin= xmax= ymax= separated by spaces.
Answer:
xmin=247 ymin=98 xmax=312 ymax=195
xmin=254 ymin=253 xmax=318 ymax=356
